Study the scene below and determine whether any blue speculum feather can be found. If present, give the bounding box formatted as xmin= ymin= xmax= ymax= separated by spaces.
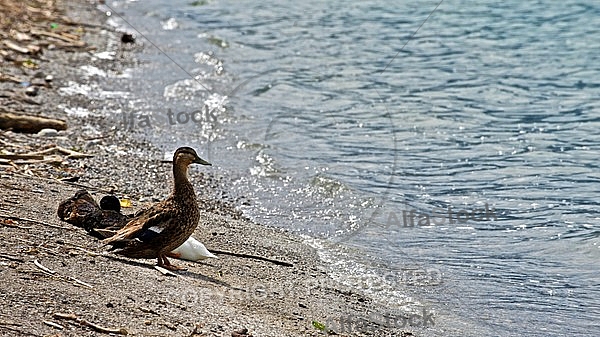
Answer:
xmin=136 ymin=227 xmax=162 ymax=242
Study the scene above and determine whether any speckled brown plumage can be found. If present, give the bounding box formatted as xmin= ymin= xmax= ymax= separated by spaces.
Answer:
xmin=102 ymin=147 xmax=211 ymax=270
xmin=57 ymin=190 xmax=129 ymax=237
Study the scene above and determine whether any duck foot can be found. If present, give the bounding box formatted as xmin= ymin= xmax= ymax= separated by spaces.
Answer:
xmin=165 ymin=252 xmax=182 ymax=259
xmin=158 ymin=254 xmax=187 ymax=271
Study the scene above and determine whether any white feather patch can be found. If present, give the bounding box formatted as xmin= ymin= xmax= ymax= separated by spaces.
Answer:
xmin=148 ymin=226 xmax=163 ymax=234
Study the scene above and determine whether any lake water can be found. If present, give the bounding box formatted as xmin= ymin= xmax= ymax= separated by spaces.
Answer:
xmin=102 ymin=0 xmax=600 ymax=335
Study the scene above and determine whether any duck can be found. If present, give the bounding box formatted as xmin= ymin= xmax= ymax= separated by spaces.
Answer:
xmin=58 ymin=191 xmax=131 ymax=238
xmin=57 ymin=189 xmax=100 ymax=229
xmin=102 ymin=147 xmax=211 ymax=271
xmin=59 ymin=191 xmax=216 ymax=261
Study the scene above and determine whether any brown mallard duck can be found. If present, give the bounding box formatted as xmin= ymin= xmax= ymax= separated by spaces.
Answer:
xmin=57 ymin=189 xmax=100 ymax=228
xmin=102 ymin=147 xmax=211 ymax=271
xmin=58 ymin=191 xmax=130 ymax=238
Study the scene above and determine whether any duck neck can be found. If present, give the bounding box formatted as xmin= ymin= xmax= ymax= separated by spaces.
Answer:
xmin=172 ymin=162 xmax=196 ymax=200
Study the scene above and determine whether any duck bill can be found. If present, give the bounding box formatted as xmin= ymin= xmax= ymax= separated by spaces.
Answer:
xmin=194 ymin=157 xmax=211 ymax=165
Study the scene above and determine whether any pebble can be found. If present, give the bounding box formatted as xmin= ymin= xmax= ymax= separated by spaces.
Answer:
xmin=25 ymin=86 xmax=38 ymax=96
xmin=121 ymin=33 xmax=135 ymax=44
xmin=37 ymin=128 xmax=58 ymax=137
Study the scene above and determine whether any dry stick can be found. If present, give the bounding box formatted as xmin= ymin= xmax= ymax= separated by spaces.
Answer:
xmin=2 ymin=40 xmax=30 ymax=54
xmin=60 ymin=16 xmax=107 ymax=29
xmin=52 ymin=313 xmax=128 ymax=335
xmin=69 ymin=276 xmax=94 ymax=289
xmin=0 ymin=112 xmax=67 ymax=133
xmin=65 ymin=245 xmax=102 ymax=257
xmin=0 ymin=73 xmax=25 ymax=84
xmin=43 ymin=321 xmax=64 ymax=330
xmin=0 ymin=213 xmax=74 ymax=230
xmin=0 ymin=154 xmax=44 ymax=160
xmin=0 ymin=157 xmax=63 ymax=166
xmin=0 ymin=253 xmax=24 ymax=262
xmin=0 ymin=321 xmax=21 ymax=326
xmin=33 ymin=259 xmax=95 ymax=289
xmin=0 ymin=220 xmax=33 ymax=229
xmin=209 ymin=249 xmax=293 ymax=267
xmin=30 ymin=29 xmax=85 ymax=46
xmin=154 ymin=265 xmax=177 ymax=277
xmin=33 ymin=259 xmax=56 ymax=274
xmin=0 ymin=325 xmax=40 ymax=337
xmin=25 ymin=146 xmax=93 ymax=159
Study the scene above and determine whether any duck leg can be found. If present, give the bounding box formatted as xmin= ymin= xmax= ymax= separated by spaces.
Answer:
xmin=158 ymin=254 xmax=187 ymax=271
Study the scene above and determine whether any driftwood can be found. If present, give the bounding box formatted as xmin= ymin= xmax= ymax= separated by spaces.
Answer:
xmin=0 ymin=112 xmax=67 ymax=133
xmin=2 ymin=40 xmax=29 ymax=54
xmin=52 ymin=313 xmax=128 ymax=335
xmin=30 ymin=29 xmax=85 ymax=47
xmin=0 ymin=213 xmax=74 ymax=230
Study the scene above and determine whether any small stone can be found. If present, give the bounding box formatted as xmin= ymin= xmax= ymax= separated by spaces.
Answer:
xmin=121 ymin=33 xmax=135 ymax=43
xmin=37 ymin=128 xmax=58 ymax=137
xmin=45 ymin=75 xmax=53 ymax=83
xmin=25 ymin=86 xmax=38 ymax=96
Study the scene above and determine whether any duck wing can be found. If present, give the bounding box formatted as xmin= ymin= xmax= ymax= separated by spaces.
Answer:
xmin=102 ymin=201 xmax=177 ymax=248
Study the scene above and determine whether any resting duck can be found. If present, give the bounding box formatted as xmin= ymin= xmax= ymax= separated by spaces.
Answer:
xmin=102 ymin=147 xmax=211 ymax=271
xmin=57 ymin=189 xmax=100 ymax=229
xmin=57 ymin=191 xmax=129 ymax=236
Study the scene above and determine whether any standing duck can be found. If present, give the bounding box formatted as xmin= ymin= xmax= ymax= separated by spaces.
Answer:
xmin=102 ymin=147 xmax=211 ymax=271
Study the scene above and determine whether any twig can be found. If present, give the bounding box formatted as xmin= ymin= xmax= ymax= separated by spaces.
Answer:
xmin=0 ymin=320 xmax=21 ymax=326
xmin=43 ymin=321 xmax=64 ymax=330
xmin=68 ymin=276 xmax=94 ymax=289
xmin=30 ymin=29 xmax=85 ymax=47
xmin=0 ymin=253 xmax=25 ymax=262
xmin=33 ymin=259 xmax=56 ymax=275
xmin=0 ymin=220 xmax=33 ymax=230
xmin=0 ymin=154 xmax=44 ymax=160
xmin=59 ymin=16 xmax=107 ymax=29
xmin=65 ymin=245 xmax=102 ymax=257
xmin=52 ymin=313 xmax=128 ymax=335
xmin=0 ymin=157 xmax=63 ymax=166
xmin=0 ymin=73 xmax=25 ymax=84
xmin=24 ymin=146 xmax=93 ymax=159
xmin=139 ymin=307 xmax=159 ymax=315
xmin=154 ymin=266 xmax=177 ymax=277
xmin=53 ymin=313 xmax=77 ymax=320
xmin=0 ymin=213 xmax=74 ymax=230
xmin=2 ymin=40 xmax=30 ymax=54
xmin=81 ymin=320 xmax=128 ymax=335
xmin=0 ymin=325 xmax=40 ymax=336
xmin=209 ymin=249 xmax=293 ymax=267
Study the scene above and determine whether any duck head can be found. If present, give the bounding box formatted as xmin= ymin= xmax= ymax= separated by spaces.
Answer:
xmin=173 ymin=147 xmax=211 ymax=166
xmin=100 ymin=195 xmax=121 ymax=212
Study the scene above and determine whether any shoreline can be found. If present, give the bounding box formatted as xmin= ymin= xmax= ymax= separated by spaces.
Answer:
xmin=0 ymin=1 xmax=417 ymax=336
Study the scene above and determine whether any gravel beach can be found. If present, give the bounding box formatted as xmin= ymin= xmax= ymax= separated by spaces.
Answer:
xmin=0 ymin=1 xmax=415 ymax=336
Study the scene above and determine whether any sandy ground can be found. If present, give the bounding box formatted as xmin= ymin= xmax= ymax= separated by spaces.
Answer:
xmin=0 ymin=1 xmax=414 ymax=336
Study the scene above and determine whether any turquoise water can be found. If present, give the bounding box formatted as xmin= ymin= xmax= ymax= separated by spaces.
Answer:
xmin=104 ymin=0 xmax=600 ymax=335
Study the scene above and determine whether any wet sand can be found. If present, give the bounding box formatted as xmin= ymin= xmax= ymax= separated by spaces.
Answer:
xmin=0 ymin=1 xmax=414 ymax=336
